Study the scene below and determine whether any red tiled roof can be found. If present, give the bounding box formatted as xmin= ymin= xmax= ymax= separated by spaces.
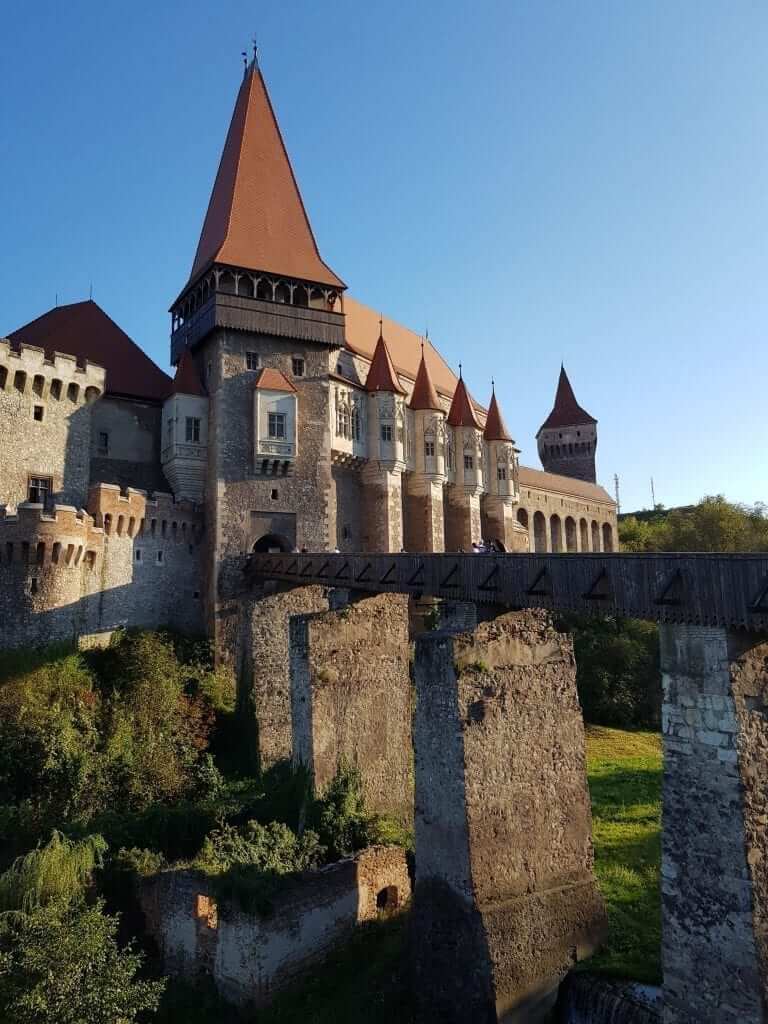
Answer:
xmin=483 ymin=389 xmax=513 ymax=442
xmin=365 ymin=331 xmax=406 ymax=394
xmin=447 ymin=376 xmax=481 ymax=429
xmin=519 ymin=465 xmax=613 ymax=504
xmin=8 ymin=300 xmax=171 ymax=402
xmin=537 ymin=365 xmax=596 ymax=433
xmin=189 ymin=63 xmax=345 ymax=290
xmin=409 ymin=349 xmax=442 ymax=411
xmin=253 ymin=367 xmax=297 ymax=393
xmin=170 ymin=349 xmax=206 ymax=397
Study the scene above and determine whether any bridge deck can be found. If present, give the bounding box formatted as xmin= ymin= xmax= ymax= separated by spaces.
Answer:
xmin=247 ymin=551 xmax=768 ymax=632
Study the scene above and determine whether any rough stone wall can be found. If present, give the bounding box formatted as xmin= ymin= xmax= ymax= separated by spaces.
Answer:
xmin=361 ymin=466 xmax=404 ymax=552
xmin=331 ymin=466 xmax=363 ymax=551
xmin=481 ymin=495 xmax=530 ymax=552
xmin=0 ymin=485 xmax=204 ymax=650
xmin=203 ymin=328 xmax=336 ymax=653
xmin=139 ymin=846 xmax=410 ymax=1008
xmin=0 ymin=339 xmax=105 ymax=509
xmin=237 ymin=584 xmax=330 ymax=772
xmin=516 ymin=478 xmax=616 ymax=553
xmin=90 ymin=396 xmax=169 ymax=493
xmin=444 ymin=488 xmax=482 ymax=551
xmin=411 ymin=609 xmax=606 ymax=1023
xmin=289 ymin=592 xmax=412 ymax=822
xmin=537 ymin=424 xmax=598 ymax=484
xmin=403 ymin=477 xmax=445 ymax=553
xmin=660 ymin=625 xmax=768 ymax=1024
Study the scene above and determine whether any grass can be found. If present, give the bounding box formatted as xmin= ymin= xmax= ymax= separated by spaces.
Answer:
xmin=584 ymin=725 xmax=662 ymax=984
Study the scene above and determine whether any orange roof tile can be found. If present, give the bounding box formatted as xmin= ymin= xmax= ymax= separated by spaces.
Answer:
xmin=170 ymin=349 xmax=206 ymax=397
xmin=8 ymin=300 xmax=171 ymax=402
xmin=409 ymin=349 xmax=442 ymax=411
xmin=253 ymin=367 xmax=297 ymax=393
xmin=483 ymin=389 xmax=513 ymax=442
xmin=537 ymin=365 xmax=596 ymax=434
xmin=189 ymin=63 xmax=344 ymax=290
xmin=519 ymin=465 xmax=613 ymax=504
xmin=447 ymin=376 xmax=481 ymax=429
xmin=365 ymin=331 xmax=406 ymax=394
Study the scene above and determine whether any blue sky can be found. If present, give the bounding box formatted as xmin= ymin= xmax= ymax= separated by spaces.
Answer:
xmin=2 ymin=1 xmax=766 ymax=513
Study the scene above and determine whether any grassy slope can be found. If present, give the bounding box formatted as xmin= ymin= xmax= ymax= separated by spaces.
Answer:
xmin=585 ymin=725 xmax=662 ymax=984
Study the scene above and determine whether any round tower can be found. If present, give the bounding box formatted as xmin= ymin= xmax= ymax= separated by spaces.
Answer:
xmin=536 ymin=365 xmax=597 ymax=484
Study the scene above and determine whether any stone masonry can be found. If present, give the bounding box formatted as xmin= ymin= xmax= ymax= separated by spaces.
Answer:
xmin=411 ymin=608 xmax=606 ymax=1023
xmin=660 ymin=625 xmax=768 ymax=1024
xmin=289 ymin=592 xmax=412 ymax=823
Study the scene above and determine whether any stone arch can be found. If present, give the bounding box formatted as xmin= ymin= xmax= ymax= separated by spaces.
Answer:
xmin=579 ymin=517 xmax=589 ymax=551
xmin=533 ymin=511 xmax=547 ymax=552
xmin=550 ymin=514 xmax=562 ymax=553
xmin=516 ymin=507 xmax=529 ymax=530
xmin=565 ymin=516 xmax=577 ymax=552
xmin=602 ymin=522 xmax=614 ymax=552
xmin=252 ymin=533 xmax=293 ymax=553
xmin=591 ymin=520 xmax=600 ymax=552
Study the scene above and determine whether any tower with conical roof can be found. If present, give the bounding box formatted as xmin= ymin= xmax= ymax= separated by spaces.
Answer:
xmin=404 ymin=345 xmax=447 ymax=551
xmin=444 ymin=371 xmax=484 ymax=550
xmin=536 ymin=366 xmax=597 ymax=484
xmin=479 ymin=386 xmax=527 ymax=551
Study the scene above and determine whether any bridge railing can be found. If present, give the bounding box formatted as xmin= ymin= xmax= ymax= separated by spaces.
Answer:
xmin=246 ymin=551 xmax=768 ymax=632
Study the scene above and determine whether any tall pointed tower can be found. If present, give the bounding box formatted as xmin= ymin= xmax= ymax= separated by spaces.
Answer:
xmin=480 ymin=386 xmax=528 ymax=551
xmin=444 ymin=373 xmax=484 ymax=551
xmin=171 ymin=57 xmax=347 ymax=649
xmin=536 ymin=366 xmax=597 ymax=483
xmin=404 ymin=346 xmax=447 ymax=552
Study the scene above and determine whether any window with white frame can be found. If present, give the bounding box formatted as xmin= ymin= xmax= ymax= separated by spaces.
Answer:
xmin=268 ymin=412 xmax=287 ymax=439
xmin=425 ymin=440 xmax=435 ymax=458
xmin=292 ymin=357 xmax=305 ymax=377
xmin=185 ymin=417 xmax=201 ymax=443
xmin=381 ymin=424 xmax=393 ymax=443
xmin=464 ymin=454 xmax=473 ymax=470
xmin=497 ymin=466 xmax=507 ymax=481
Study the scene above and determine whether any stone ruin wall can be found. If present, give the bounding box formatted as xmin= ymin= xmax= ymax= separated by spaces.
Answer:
xmin=0 ymin=482 xmax=204 ymax=650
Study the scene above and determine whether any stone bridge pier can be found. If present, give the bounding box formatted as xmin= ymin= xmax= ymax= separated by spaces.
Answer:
xmin=660 ymin=624 xmax=768 ymax=1024
xmin=410 ymin=606 xmax=607 ymax=1023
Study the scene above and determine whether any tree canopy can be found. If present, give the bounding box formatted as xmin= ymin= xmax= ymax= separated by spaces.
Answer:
xmin=619 ymin=496 xmax=768 ymax=552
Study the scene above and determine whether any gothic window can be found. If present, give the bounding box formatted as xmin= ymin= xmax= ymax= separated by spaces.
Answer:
xmin=464 ymin=454 xmax=473 ymax=470
xmin=425 ymin=440 xmax=435 ymax=458
xmin=268 ymin=412 xmax=287 ymax=439
xmin=447 ymin=432 xmax=456 ymax=471
xmin=337 ymin=404 xmax=350 ymax=438
xmin=246 ymin=351 xmax=260 ymax=370
xmin=185 ymin=417 xmax=201 ymax=443
xmin=351 ymin=406 xmax=361 ymax=441
xmin=292 ymin=357 xmax=305 ymax=377
xmin=28 ymin=476 xmax=51 ymax=505
xmin=497 ymin=466 xmax=507 ymax=481
xmin=381 ymin=424 xmax=393 ymax=443
xmin=98 ymin=432 xmax=109 ymax=456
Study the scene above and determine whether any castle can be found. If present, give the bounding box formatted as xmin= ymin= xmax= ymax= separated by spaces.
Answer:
xmin=0 ymin=57 xmax=616 ymax=651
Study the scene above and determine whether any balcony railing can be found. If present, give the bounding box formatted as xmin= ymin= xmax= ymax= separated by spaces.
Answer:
xmin=256 ymin=439 xmax=296 ymax=459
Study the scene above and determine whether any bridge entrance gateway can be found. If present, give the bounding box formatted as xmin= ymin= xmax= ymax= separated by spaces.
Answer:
xmin=244 ymin=550 xmax=768 ymax=1023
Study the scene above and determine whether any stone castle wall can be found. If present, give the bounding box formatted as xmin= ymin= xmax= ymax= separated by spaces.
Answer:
xmin=0 ymin=483 xmax=204 ymax=650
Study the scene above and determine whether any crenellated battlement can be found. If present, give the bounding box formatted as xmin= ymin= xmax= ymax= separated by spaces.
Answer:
xmin=0 ymin=338 xmax=106 ymax=405
xmin=87 ymin=483 xmax=203 ymax=543
xmin=0 ymin=502 xmax=104 ymax=568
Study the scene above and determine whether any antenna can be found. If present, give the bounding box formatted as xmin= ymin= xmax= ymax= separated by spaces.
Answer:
xmin=614 ymin=473 xmax=621 ymax=514
xmin=55 ymin=292 xmax=58 ymax=307
xmin=89 ymin=282 xmax=93 ymax=301
xmin=650 ymin=476 xmax=656 ymax=508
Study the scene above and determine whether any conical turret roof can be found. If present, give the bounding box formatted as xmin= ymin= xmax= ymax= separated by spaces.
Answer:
xmin=447 ymin=375 xmax=481 ymax=429
xmin=483 ymin=388 xmax=513 ymax=441
xmin=365 ymin=329 xmax=406 ymax=394
xmin=188 ymin=62 xmax=345 ymax=290
xmin=537 ymin=365 xmax=596 ymax=434
xmin=409 ymin=348 xmax=442 ymax=411
xmin=170 ymin=349 xmax=206 ymax=397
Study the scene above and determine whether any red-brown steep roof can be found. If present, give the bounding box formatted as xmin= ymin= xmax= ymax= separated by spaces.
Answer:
xmin=170 ymin=349 xmax=206 ymax=397
xmin=409 ymin=349 xmax=442 ymax=411
xmin=447 ymin=376 xmax=481 ymax=429
xmin=365 ymin=331 xmax=406 ymax=394
xmin=537 ymin=366 xmax=596 ymax=434
xmin=483 ymin=389 xmax=513 ymax=442
xmin=8 ymin=300 xmax=171 ymax=402
xmin=189 ymin=63 xmax=345 ymax=290
xmin=253 ymin=367 xmax=297 ymax=393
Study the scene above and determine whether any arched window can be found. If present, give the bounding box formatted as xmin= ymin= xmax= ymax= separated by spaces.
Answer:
xmin=550 ymin=514 xmax=562 ymax=552
xmin=516 ymin=507 xmax=529 ymax=530
xmin=565 ymin=516 xmax=577 ymax=552
xmin=579 ymin=518 xmax=589 ymax=551
xmin=533 ymin=510 xmax=547 ymax=552
xmin=591 ymin=520 xmax=600 ymax=552
xmin=602 ymin=522 xmax=614 ymax=552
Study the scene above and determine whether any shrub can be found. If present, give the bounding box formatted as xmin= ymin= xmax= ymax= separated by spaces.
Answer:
xmin=0 ymin=831 xmax=107 ymax=913
xmin=195 ymin=820 xmax=324 ymax=876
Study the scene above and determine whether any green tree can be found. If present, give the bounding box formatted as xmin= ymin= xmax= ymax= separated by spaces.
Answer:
xmin=620 ymin=496 xmax=768 ymax=552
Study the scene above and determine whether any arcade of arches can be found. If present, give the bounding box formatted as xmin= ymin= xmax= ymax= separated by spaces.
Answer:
xmin=516 ymin=506 xmax=614 ymax=553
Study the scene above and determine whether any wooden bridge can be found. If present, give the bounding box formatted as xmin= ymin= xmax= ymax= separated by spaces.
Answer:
xmin=247 ymin=550 xmax=768 ymax=632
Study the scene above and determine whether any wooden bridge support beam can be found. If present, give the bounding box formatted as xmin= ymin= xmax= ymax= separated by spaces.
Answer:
xmin=411 ymin=608 xmax=606 ymax=1023
xmin=288 ymin=591 xmax=412 ymax=823
xmin=660 ymin=625 xmax=768 ymax=1024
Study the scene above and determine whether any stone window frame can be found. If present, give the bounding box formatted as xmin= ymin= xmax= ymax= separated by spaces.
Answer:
xmin=291 ymin=356 xmax=305 ymax=378
xmin=27 ymin=475 xmax=52 ymax=505
xmin=246 ymin=351 xmax=260 ymax=371
xmin=464 ymin=453 xmax=474 ymax=470
xmin=32 ymin=404 xmax=44 ymax=422
xmin=497 ymin=466 xmax=507 ymax=481
xmin=185 ymin=417 xmax=201 ymax=443
xmin=381 ymin=423 xmax=393 ymax=443
xmin=425 ymin=440 xmax=435 ymax=458
xmin=268 ymin=411 xmax=287 ymax=440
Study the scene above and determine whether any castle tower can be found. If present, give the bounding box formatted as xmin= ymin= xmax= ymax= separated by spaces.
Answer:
xmin=161 ymin=350 xmax=209 ymax=502
xmin=404 ymin=346 xmax=446 ymax=552
xmin=169 ymin=56 xmax=347 ymax=650
xmin=445 ymin=372 xmax=483 ymax=551
xmin=480 ymin=386 xmax=527 ymax=551
xmin=362 ymin=327 xmax=407 ymax=552
xmin=536 ymin=365 xmax=597 ymax=483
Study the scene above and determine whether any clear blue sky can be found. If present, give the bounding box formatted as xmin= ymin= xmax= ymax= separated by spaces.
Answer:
xmin=2 ymin=1 xmax=766 ymax=513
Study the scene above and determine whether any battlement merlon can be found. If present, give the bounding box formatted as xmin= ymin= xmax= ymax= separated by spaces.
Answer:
xmin=86 ymin=483 xmax=203 ymax=533
xmin=0 ymin=338 xmax=107 ymax=392
xmin=0 ymin=502 xmax=105 ymax=567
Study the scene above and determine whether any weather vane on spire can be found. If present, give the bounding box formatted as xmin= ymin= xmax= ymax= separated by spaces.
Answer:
xmin=252 ymin=34 xmax=259 ymax=65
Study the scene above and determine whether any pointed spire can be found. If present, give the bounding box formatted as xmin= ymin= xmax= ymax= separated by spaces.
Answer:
xmin=189 ymin=64 xmax=345 ymax=289
xmin=537 ymin=365 xmax=596 ymax=434
xmin=447 ymin=376 xmax=481 ymax=429
xmin=365 ymin=329 xmax=406 ymax=394
xmin=409 ymin=346 xmax=442 ymax=411
xmin=484 ymin=387 xmax=513 ymax=442
xmin=170 ymin=349 xmax=206 ymax=397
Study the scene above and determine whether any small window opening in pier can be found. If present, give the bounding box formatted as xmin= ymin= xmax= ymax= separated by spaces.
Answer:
xmin=376 ymin=886 xmax=399 ymax=912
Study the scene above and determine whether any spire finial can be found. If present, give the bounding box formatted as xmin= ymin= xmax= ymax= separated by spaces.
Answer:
xmin=491 ymin=377 xmax=495 ymax=394
xmin=252 ymin=34 xmax=258 ymax=66
xmin=378 ymin=314 xmax=383 ymax=339
xmin=458 ymin=362 xmax=463 ymax=379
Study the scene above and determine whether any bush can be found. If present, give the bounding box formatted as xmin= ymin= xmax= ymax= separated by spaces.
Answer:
xmin=0 ymin=831 xmax=107 ymax=913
